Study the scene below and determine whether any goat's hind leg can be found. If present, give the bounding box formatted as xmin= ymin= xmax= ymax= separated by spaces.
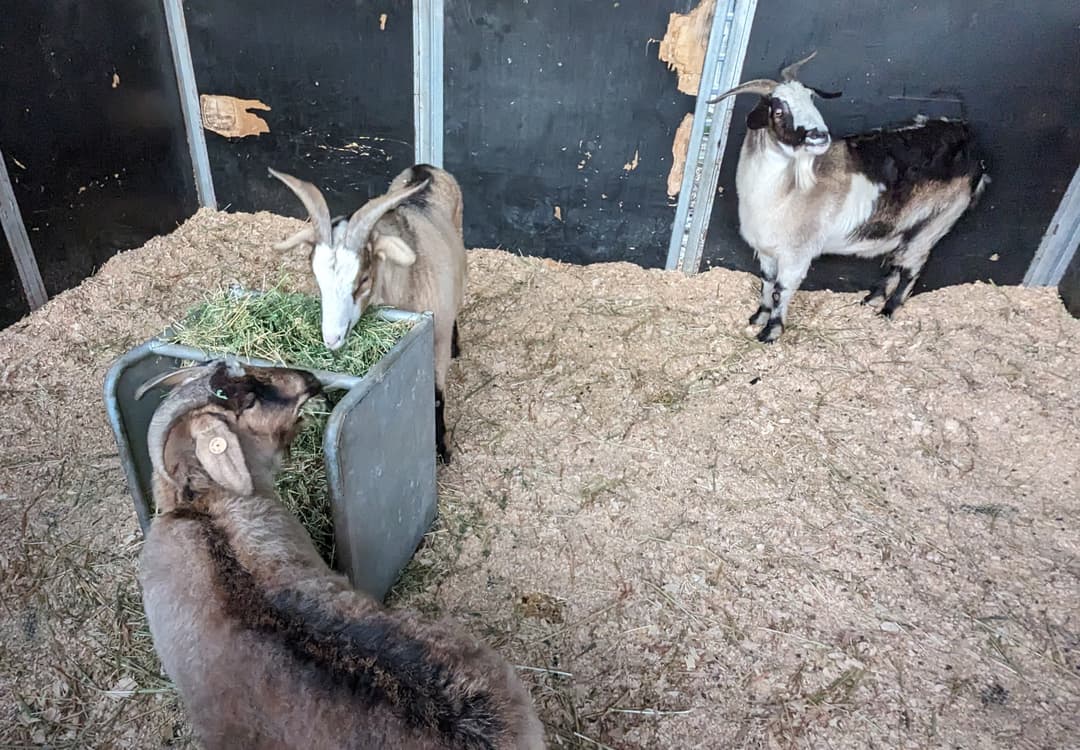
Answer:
xmin=863 ymin=260 xmax=901 ymax=307
xmin=880 ymin=264 xmax=920 ymax=318
xmin=451 ymin=321 xmax=461 ymax=359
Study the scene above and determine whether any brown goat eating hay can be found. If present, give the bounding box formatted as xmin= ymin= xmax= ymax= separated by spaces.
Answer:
xmin=136 ymin=360 xmax=544 ymax=749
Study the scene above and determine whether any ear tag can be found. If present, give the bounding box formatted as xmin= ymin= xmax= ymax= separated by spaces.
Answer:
xmin=208 ymin=437 xmax=228 ymax=455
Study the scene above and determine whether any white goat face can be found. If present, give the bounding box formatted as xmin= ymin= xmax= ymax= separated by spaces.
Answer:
xmin=311 ymin=239 xmax=369 ymax=351
xmin=756 ymin=82 xmax=831 ymax=156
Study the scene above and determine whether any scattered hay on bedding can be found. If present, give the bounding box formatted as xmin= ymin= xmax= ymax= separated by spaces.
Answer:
xmin=166 ymin=283 xmax=413 ymax=563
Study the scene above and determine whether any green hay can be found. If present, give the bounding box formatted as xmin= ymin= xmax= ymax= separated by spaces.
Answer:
xmin=165 ymin=283 xmax=413 ymax=564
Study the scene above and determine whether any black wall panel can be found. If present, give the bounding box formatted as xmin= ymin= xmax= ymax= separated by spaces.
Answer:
xmin=444 ymin=0 xmax=695 ymax=267
xmin=183 ymin=0 xmax=415 ymax=219
xmin=0 ymin=0 xmax=197 ymax=310
xmin=703 ymin=0 xmax=1080 ymax=292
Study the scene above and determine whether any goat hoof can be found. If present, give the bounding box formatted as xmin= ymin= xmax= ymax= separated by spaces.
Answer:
xmin=437 ymin=446 xmax=452 ymax=464
xmin=862 ymin=293 xmax=883 ymax=306
xmin=878 ymin=307 xmax=897 ymax=319
xmin=756 ymin=322 xmax=783 ymax=343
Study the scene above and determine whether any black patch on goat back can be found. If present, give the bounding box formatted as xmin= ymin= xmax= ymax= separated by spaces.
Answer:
xmin=845 ymin=119 xmax=983 ymax=209
xmin=401 ymin=164 xmax=436 ymax=210
xmin=855 ymin=220 xmax=894 ymax=241
xmin=408 ymin=164 xmax=436 ymax=186
xmin=196 ymin=516 xmax=503 ymax=748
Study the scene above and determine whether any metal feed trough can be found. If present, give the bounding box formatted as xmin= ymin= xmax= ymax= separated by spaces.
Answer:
xmin=103 ymin=308 xmax=437 ymax=600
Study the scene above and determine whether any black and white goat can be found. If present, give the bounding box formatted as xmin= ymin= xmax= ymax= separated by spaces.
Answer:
xmin=710 ymin=52 xmax=989 ymax=342
xmin=270 ymin=164 xmax=467 ymax=462
xmin=137 ymin=360 xmax=545 ymax=749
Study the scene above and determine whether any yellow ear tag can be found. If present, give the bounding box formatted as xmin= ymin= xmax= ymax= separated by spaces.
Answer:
xmin=208 ymin=437 xmax=228 ymax=455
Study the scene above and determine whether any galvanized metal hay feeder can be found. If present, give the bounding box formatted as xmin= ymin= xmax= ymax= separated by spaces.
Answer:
xmin=103 ymin=309 xmax=437 ymax=600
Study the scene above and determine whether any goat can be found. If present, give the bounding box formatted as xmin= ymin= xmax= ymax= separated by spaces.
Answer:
xmin=136 ymin=360 xmax=545 ymax=750
xmin=269 ymin=164 xmax=467 ymax=462
xmin=710 ymin=51 xmax=989 ymax=342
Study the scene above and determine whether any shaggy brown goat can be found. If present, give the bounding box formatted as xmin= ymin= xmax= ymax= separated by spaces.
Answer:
xmin=137 ymin=361 xmax=544 ymax=749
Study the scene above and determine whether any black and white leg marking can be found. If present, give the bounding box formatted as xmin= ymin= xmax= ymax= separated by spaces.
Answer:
xmin=756 ymin=254 xmax=812 ymax=344
xmin=881 ymin=266 xmax=917 ymax=318
xmin=451 ymin=321 xmax=461 ymax=359
xmin=757 ymin=281 xmax=785 ymax=342
xmin=863 ymin=262 xmax=901 ymax=306
xmin=750 ymin=255 xmax=779 ymax=326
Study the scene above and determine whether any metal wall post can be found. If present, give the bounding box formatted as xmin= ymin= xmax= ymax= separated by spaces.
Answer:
xmin=413 ymin=0 xmax=445 ymax=167
xmin=0 ymin=150 xmax=48 ymax=310
xmin=1024 ymin=164 xmax=1080 ymax=286
xmin=163 ymin=0 xmax=217 ymax=208
xmin=665 ymin=0 xmax=758 ymax=274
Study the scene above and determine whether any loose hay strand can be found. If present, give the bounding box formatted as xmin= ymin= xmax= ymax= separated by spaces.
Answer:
xmin=165 ymin=283 xmax=413 ymax=564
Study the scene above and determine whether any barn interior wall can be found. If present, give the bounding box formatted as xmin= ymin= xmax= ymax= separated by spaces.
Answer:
xmin=2 ymin=1 xmax=1078 ymax=330
xmin=181 ymin=0 xmax=415 ymax=221
xmin=0 ymin=0 xmax=198 ymax=327
xmin=444 ymin=0 xmax=699 ymax=268
xmin=704 ymin=0 xmax=1080 ymax=294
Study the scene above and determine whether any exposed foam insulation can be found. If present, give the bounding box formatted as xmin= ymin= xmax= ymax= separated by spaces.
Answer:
xmin=667 ymin=112 xmax=694 ymax=198
xmin=657 ymin=0 xmax=715 ymax=96
xmin=199 ymin=94 xmax=271 ymax=138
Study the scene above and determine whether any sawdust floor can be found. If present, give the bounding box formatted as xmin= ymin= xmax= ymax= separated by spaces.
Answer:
xmin=1 ymin=208 xmax=1079 ymax=749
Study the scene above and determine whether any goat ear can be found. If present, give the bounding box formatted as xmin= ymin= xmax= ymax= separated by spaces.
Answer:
xmin=746 ymin=99 xmax=771 ymax=130
xmin=373 ymin=235 xmax=417 ymax=267
xmin=188 ymin=414 xmax=253 ymax=495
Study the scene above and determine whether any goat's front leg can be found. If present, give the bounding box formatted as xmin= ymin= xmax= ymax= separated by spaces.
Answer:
xmin=757 ymin=253 xmax=812 ymax=343
xmin=750 ymin=254 xmax=779 ymax=326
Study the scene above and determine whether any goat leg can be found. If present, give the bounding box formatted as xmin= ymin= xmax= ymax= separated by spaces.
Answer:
xmin=435 ymin=386 xmax=451 ymax=464
xmin=451 ymin=321 xmax=461 ymax=359
xmin=880 ymin=266 xmax=918 ymax=318
xmin=757 ymin=254 xmax=812 ymax=343
xmin=750 ymin=255 xmax=778 ymax=326
xmin=863 ymin=263 xmax=901 ymax=306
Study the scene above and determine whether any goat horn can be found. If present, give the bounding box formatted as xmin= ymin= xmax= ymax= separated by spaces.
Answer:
xmin=780 ymin=50 xmax=817 ymax=82
xmin=268 ymin=168 xmax=332 ymax=247
xmin=272 ymin=225 xmax=317 ymax=252
xmin=707 ymin=79 xmax=779 ymax=103
xmin=135 ymin=363 xmax=215 ymax=401
xmin=141 ymin=361 xmax=231 ymax=491
xmin=343 ymin=177 xmax=432 ymax=254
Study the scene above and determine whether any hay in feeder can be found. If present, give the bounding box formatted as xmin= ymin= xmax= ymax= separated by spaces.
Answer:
xmin=166 ymin=283 xmax=413 ymax=562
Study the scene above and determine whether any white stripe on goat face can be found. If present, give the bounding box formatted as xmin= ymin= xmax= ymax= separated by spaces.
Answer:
xmin=311 ymin=242 xmax=363 ymax=351
xmin=773 ymin=81 xmax=831 ymax=155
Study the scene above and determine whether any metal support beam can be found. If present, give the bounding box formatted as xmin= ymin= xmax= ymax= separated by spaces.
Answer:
xmin=0 ymin=150 xmax=48 ymax=310
xmin=163 ymin=0 xmax=216 ymax=208
xmin=1024 ymin=164 xmax=1080 ymax=287
xmin=665 ymin=0 xmax=758 ymax=274
xmin=413 ymin=0 xmax=445 ymax=167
